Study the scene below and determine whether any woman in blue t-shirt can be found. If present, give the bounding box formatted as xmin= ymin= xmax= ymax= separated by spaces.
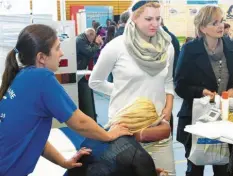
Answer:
xmin=0 ymin=24 xmax=132 ymax=176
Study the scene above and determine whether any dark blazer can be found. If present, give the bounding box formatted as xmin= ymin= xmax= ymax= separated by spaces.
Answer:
xmin=175 ymin=37 xmax=233 ymax=117
xmin=114 ymin=26 xmax=125 ymax=38
xmin=162 ymin=26 xmax=180 ymax=77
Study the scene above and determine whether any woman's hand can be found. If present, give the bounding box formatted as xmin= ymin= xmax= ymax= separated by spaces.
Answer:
xmin=161 ymin=107 xmax=172 ymax=121
xmin=203 ymin=89 xmax=215 ymax=99
xmin=95 ymin=35 xmax=104 ymax=46
xmin=228 ymin=88 xmax=233 ymax=97
xmin=107 ymin=123 xmax=133 ymax=141
xmin=61 ymin=147 xmax=92 ymax=169
xmin=157 ymin=168 xmax=168 ymax=176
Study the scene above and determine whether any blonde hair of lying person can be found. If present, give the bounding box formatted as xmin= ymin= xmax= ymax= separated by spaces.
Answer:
xmin=89 ymin=0 xmax=176 ymax=175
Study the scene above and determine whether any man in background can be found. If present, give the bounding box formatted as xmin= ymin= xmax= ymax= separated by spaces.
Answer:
xmin=76 ymin=28 xmax=103 ymax=70
xmin=224 ymin=23 xmax=231 ymax=39
xmin=76 ymin=28 xmax=103 ymax=121
xmin=92 ymin=20 xmax=96 ymax=29
xmin=115 ymin=11 xmax=130 ymax=37
xmin=105 ymin=19 xmax=111 ymax=29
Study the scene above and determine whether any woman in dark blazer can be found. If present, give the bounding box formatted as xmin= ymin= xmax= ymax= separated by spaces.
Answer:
xmin=175 ymin=5 xmax=233 ymax=176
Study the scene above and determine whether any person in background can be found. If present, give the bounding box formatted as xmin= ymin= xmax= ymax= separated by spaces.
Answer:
xmin=184 ymin=37 xmax=194 ymax=44
xmin=93 ymin=22 xmax=99 ymax=32
xmin=160 ymin=18 xmax=180 ymax=138
xmin=102 ymin=25 xmax=116 ymax=83
xmin=93 ymin=22 xmax=107 ymax=40
xmin=89 ymin=0 xmax=176 ymax=175
xmin=91 ymin=22 xmax=106 ymax=64
xmin=106 ymin=18 xmax=111 ymax=29
xmin=76 ymin=28 xmax=103 ymax=121
xmin=116 ymin=20 xmax=121 ymax=29
xmin=175 ymin=5 xmax=233 ymax=176
xmin=160 ymin=19 xmax=180 ymax=76
xmin=179 ymin=37 xmax=194 ymax=54
xmin=92 ymin=20 xmax=96 ymax=28
xmin=104 ymin=25 xmax=116 ymax=47
xmin=115 ymin=11 xmax=130 ymax=37
xmin=0 ymin=24 xmax=131 ymax=176
xmin=224 ymin=23 xmax=231 ymax=39
xmin=76 ymin=28 xmax=103 ymax=70
xmin=110 ymin=20 xmax=117 ymax=27
xmin=102 ymin=25 xmax=116 ymax=49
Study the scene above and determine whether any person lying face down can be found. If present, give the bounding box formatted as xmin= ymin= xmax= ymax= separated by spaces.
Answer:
xmin=66 ymin=98 xmax=170 ymax=176
xmin=67 ymin=136 xmax=158 ymax=176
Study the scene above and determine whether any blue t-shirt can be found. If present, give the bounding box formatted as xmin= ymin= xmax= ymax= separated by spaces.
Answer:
xmin=0 ymin=66 xmax=77 ymax=176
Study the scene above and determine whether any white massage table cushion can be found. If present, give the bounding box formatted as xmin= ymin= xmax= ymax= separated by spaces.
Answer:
xmin=48 ymin=128 xmax=76 ymax=152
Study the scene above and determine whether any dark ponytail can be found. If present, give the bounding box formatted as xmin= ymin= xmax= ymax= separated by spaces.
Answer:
xmin=0 ymin=50 xmax=19 ymax=99
xmin=0 ymin=24 xmax=57 ymax=100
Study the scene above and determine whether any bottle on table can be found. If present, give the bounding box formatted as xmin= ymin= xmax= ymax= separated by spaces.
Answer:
xmin=221 ymin=91 xmax=229 ymax=121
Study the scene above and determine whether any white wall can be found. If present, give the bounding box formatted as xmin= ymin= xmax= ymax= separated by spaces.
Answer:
xmin=0 ymin=0 xmax=30 ymax=15
xmin=0 ymin=15 xmax=31 ymax=81
xmin=32 ymin=0 xmax=58 ymax=21
xmin=0 ymin=0 xmax=30 ymax=82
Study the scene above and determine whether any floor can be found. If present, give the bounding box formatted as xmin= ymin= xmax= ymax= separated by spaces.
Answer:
xmin=93 ymin=92 xmax=214 ymax=176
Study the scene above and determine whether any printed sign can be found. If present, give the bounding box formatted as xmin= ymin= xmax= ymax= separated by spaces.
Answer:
xmin=85 ymin=6 xmax=113 ymax=28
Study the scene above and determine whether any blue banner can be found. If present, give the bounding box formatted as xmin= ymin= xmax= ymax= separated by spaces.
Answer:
xmin=187 ymin=0 xmax=218 ymax=4
xmin=85 ymin=6 xmax=113 ymax=28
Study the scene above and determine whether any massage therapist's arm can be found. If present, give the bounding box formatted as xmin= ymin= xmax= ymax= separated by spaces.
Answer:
xmin=66 ymin=109 xmax=132 ymax=142
xmin=42 ymin=141 xmax=91 ymax=169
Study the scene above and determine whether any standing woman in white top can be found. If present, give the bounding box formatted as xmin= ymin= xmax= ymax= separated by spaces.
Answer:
xmin=89 ymin=0 xmax=176 ymax=175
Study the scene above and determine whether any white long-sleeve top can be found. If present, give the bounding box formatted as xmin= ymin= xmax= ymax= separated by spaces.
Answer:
xmin=89 ymin=36 xmax=175 ymax=127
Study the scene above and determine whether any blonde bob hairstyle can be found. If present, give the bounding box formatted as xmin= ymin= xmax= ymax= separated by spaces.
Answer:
xmin=130 ymin=0 xmax=161 ymax=19
xmin=194 ymin=5 xmax=223 ymax=37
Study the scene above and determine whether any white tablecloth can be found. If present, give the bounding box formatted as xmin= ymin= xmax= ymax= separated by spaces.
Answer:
xmin=185 ymin=120 xmax=233 ymax=144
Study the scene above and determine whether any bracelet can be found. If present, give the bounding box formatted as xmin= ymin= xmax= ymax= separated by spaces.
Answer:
xmin=140 ymin=128 xmax=145 ymax=142
xmin=162 ymin=119 xmax=170 ymax=125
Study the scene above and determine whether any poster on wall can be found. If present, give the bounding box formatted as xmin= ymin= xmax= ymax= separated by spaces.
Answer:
xmin=0 ymin=0 xmax=30 ymax=14
xmin=219 ymin=4 xmax=233 ymax=20
xmin=0 ymin=14 xmax=31 ymax=82
xmin=186 ymin=5 xmax=202 ymax=37
xmin=70 ymin=6 xmax=84 ymax=35
xmin=188 ymin=7 xmax=199 ymax=16
xmin=163 ymin=5 xmax=187 ymax=37
xmin=226 ymin=5 xmax=233 ymax=19
xmin=219 ymin=4 xmax=233 ymax=37
xmin=85 ymin=6 xmax=113 ymax=28
xmin=186 ymin=0 xmax=218 ymax=4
